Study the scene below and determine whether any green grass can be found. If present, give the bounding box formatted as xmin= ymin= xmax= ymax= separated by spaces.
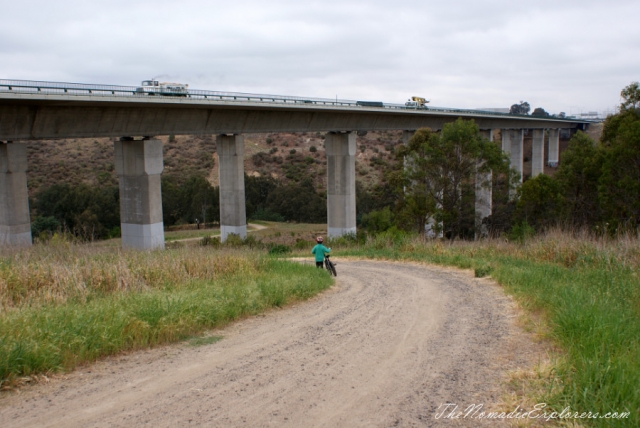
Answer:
xmin=0 ymin=243 xmax=333 ymax=387
xmin=324 ymin=232 xmax=638 ymax=427
xmin=163 ymin=229 xmax=220 ymax=242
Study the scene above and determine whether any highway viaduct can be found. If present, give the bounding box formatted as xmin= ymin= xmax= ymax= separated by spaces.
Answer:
xmin=0 ymin=80 xmax=590 ymax=249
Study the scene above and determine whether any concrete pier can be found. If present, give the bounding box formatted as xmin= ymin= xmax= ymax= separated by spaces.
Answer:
xmin=548 ymin=129 xmax=559 ymax=167
xmin=402 ymin=130 xmax=415 ymax=145
xmin=326 ymin=132 xmax=356 ymax=237
xmin=114 ymin=138 xmax=165 ymax=250
xmin=502 ymin=129 xmax=524 ymax=182
xmin=475 ymin=130 xmax=493 ymax=238
xmin=532 ymin=129 xmax=545 ymax=177
xmin=217 ymin=134 xmax=247 ymax=241
xmin=0 ymin=142 xmax=32 ymax=246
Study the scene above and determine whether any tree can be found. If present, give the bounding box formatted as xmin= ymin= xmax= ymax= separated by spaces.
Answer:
xmin=598 ymin=108 xmax=640 ymax=229
xmin=245 ymin=174 xmax=278 ymax=219
xmin=265 ymin=178 xmax=326 ymax=223
xmin=161 ymin=174 xmax=219 ymax=226
xmin=510 ymin=101 xmax=531 ymax=115
xmin=531 ymin=107 xmax=550 ymax=117
xmin=514 ymin=174 xmax=564 ymax=230
xmin=620 ymin=81 xmax=640 ymax=111
xmin=33 ymin=183 xmax=120 ymax=240
xmin=361 ymin=206 xmax=394 ymax=233
xmin=397 ymin=119 xmax=510 ymax=240
xmin=554 ymin=131 xmax=604 ymax=227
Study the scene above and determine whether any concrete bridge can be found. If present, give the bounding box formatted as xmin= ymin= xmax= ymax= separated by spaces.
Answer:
xmin=0 ymin=79 xmax=590 ymax=248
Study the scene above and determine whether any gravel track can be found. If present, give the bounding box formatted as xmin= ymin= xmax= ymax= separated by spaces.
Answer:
xmin=0 ymin=260 xmax=538 ymax=427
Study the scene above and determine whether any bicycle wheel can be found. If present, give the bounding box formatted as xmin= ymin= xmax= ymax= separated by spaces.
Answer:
xmin=325 ymin=259 xmax=332 ymax=275
xmin=328 ymin=260 xmax=337 ymax=277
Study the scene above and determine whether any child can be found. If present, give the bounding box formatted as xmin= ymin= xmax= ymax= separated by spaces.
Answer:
xmin=311 ymin=236 xmax=331 ymax=268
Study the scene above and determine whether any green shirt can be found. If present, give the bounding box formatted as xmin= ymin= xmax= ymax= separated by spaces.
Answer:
xmin=311 ymin=243 xmax=330 ymax=262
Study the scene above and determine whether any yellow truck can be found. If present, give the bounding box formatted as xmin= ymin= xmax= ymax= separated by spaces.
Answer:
xmin=405 ymin=96 xmax=429 ymax=109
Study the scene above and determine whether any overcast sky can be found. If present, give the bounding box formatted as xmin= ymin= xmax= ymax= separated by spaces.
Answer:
xmin=1 ymin=0 xmax=638 ymax=115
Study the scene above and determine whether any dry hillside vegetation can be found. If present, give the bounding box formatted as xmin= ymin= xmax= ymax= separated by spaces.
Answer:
xmin=25 ymin=131 xmax=404 ymax=196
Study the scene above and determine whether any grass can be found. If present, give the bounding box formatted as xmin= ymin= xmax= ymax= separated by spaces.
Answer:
xmin=314 ymin=229 xmax=638 ymax=427
xmin=164 ymin=228 xmax=220 ymax=242
xmin=0 ymin=237 xmax=333 ymax=388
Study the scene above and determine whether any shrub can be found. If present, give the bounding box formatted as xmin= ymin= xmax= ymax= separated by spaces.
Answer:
xmin=508 ymin=221 xmax=535 ymax=243
xmin=309 ymin=146 xmax=317 ymax=153
xmin=31 ymin=216 xmax=60 ymax=237
xmin=289 ymin=149 xmax=297 ymax=155
xmin=361 ymin=207 xmax=394 ymax=233
xmin=474 ymin=264 xmax=493 ymax=278
xmin=200 ymin=235 xmax=220 ymax=247
xmin=294 ymin=239 xmax=309 ymax=250
xmin=268 ymin=244 xmax=292 ymax=255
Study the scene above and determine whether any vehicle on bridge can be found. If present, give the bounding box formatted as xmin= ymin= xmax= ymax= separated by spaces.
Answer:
xmin=356 ymin=100 xmax=384 ymax=107
xmin=135 ymin=79 xmax=189 ymax=96
xmin=405 ymin=96 xmax=429 ymax=109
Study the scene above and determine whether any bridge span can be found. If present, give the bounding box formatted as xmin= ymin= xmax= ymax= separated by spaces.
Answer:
xmin=0 ymin=79 xmax=591 ymax=248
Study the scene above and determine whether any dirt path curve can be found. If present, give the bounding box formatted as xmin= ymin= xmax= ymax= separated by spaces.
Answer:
xmin=0 ymin=260 xmax=537 ymax=427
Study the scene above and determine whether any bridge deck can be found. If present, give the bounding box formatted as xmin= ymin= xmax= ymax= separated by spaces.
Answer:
xmin=0 ymin=79 xmax=590 ymax=140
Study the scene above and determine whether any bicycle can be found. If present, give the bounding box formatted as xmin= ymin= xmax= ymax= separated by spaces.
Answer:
xmin=324 ymin=254 xmax=337 ymax=277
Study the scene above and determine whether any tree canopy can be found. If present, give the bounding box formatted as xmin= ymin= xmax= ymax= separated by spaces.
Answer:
xmin=396 ymin=119 xmax=511 ymax=240
xmin=531 ymin=107 xmax=550 ymax=117
xmin=510 ymin=101 xmax=531 ymax=115
xmin=620 ymin=81 xmax=640 ymax=111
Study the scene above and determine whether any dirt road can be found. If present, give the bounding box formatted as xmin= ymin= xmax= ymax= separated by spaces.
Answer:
xmin=0 ymin=260 xmax=538 ymax=427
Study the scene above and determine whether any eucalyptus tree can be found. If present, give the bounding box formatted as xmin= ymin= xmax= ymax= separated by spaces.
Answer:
xmin=397 ymin=119 xmax=511 ymax=240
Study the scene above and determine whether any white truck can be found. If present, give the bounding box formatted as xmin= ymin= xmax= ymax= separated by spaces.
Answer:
xmin=135 ymin=79 xmax=189 ymax=96
xmin=405 ymin=96 xmax=429 ymax=109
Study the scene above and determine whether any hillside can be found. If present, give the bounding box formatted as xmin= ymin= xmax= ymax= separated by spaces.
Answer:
xmin=24 ymin=123 xmax=594 ymax=197
xmin=25 ymin=131 xmax=403 ymax=197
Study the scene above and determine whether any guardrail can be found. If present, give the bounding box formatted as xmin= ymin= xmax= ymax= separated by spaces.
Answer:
xmin=0 ymin=79 xmax=588 ymax=122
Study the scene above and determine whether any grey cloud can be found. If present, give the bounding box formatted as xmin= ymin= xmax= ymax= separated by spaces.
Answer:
xmin=0 ymin=0 xmax=638 ymax=114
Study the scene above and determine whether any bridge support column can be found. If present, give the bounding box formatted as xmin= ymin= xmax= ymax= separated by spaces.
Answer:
xmin=402 ymin=130 xmax=415 ymax=145
xmin=217 ymin=134 xmax=246 ymax=242
xmin=532 ymin=129 xmax=545 ymax=177
xmin=548 ymin=129 xmax=559 ymax=167
xmin=114 ymin=138 xmax=165 ymax=250
xmin=475 ymin=130 xmax=493 ymax=239
xmin=0 ymin=142 xmax=32 ymax=247
xmin=502 ymin=129 xmax=524 ymax=182
xmin=326 ymin=132 xmax=356 ymax=238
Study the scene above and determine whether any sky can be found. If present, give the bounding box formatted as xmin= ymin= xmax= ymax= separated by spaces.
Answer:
xmin=1 ymin=0 xmax=638 ymax=116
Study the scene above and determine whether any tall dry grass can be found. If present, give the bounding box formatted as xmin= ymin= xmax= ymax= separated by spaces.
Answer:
xmin=349 ymin=227 xmax=640 ymax=270
xmin=0 ymin=236 xmax=260 ymax=309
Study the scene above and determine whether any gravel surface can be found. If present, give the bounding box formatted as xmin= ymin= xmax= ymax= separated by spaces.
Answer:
xmin=0 ymin=260 xmax=540 ymax=427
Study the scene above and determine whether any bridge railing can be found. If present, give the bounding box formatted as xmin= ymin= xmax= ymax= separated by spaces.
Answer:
xmin=0 ymin=79 xmax=588 ymax=122
xmin=0 ymin=79 xmax=361 ymax=107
